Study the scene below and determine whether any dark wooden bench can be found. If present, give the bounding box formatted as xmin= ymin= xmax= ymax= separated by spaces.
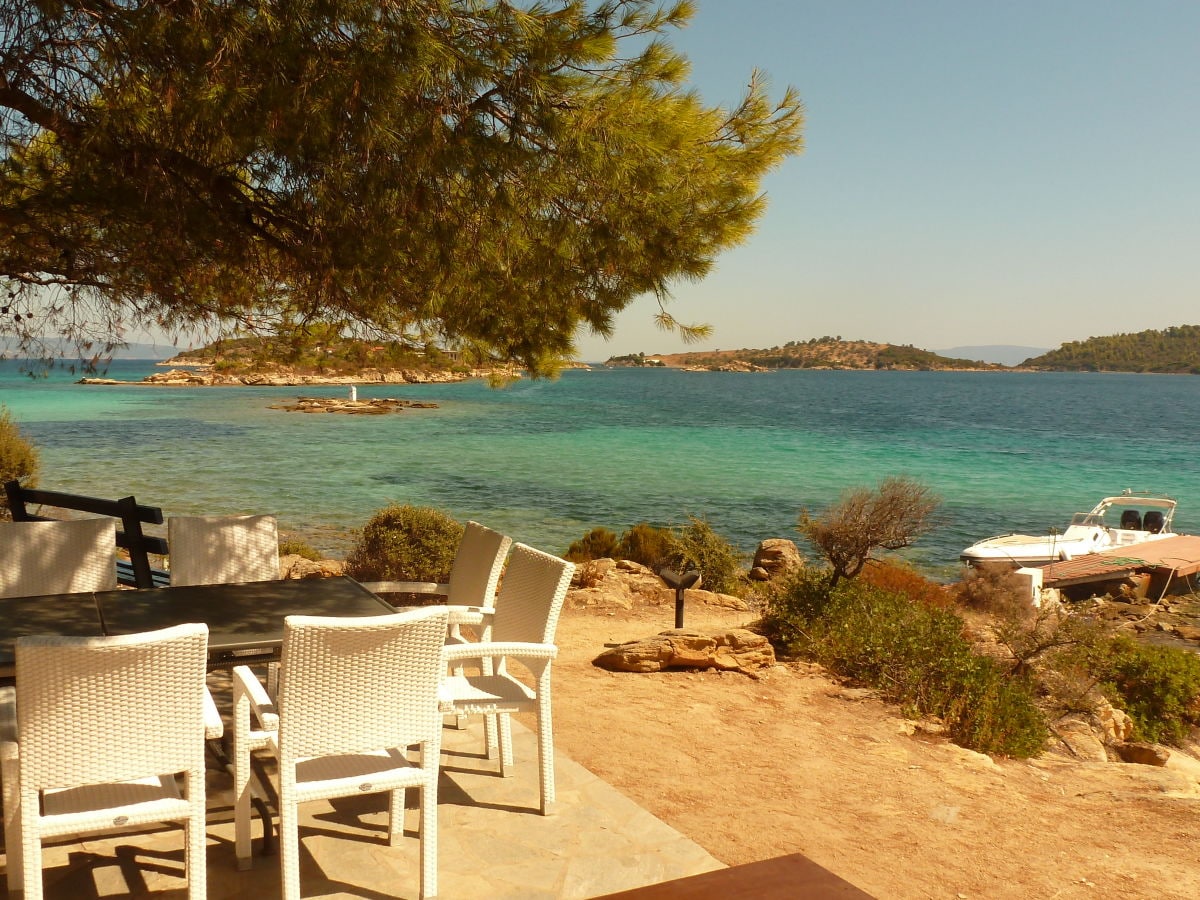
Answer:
xmin=592 ymin=853 xmax=875 ymax=899
xmin=4 ymin=480 xmax=170 ymax=588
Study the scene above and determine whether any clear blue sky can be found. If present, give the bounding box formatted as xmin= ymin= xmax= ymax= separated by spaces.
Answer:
xmin=574 ymin=0 xmax=1200 ymax=360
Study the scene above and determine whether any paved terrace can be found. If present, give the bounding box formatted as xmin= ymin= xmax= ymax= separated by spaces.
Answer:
xmin=2 ymin=716 xmax=722 ymax=899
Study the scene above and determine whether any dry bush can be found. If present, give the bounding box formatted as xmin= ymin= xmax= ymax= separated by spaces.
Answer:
xmin=798 ymin=476 xmax=939 ymax=586
xmin=565 ymin=527 xmax=619 ymax=563
xmin=860 ymin=559 xmax=954 ymax=608
xmin=572 ymin=558 xmax=608 ymax=589
xmin=955 ymin=564 xmax=1032 ymax=618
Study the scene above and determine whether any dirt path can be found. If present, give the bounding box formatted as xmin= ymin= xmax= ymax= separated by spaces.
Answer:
xmin=550 ymin=601 xmax=1200 ymax=899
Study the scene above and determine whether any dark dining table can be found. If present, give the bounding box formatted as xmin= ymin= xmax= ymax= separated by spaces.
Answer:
xmin=0 ymin=576 xmax=396 ymax=677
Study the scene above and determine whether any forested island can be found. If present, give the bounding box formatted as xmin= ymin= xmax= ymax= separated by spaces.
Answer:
xmin=609 ymin=325 xmax=1200 ymax=374
xmin=1020 ymin=325 xmax=1200 ymax=373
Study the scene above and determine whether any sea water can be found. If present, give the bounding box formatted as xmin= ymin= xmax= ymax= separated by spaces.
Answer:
xmin=3 ymin=359 xmax=1199 ymax=580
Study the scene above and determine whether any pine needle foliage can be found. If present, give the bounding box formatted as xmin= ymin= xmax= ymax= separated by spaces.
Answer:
xmin=1 ymin=0 xmax=804 ymax=372
xmin=0 ymin=405 xmax=38 ymax=517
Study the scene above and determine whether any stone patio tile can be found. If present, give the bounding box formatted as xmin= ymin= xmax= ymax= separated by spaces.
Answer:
xmin=3 ymin=718 xmax=723 ymax=898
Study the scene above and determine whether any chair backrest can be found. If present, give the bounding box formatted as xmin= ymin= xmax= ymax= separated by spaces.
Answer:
xmin=168 ymin=514 xmax=280 ymax=586
xmin=276 ymin=607 xmax=449 ymax=761
xmin=490 ymin=544 xmax=575 ymax=645
xmin=0 ymin=518 xmax=118 ymax=598
xmin=15 ymin=623 xmax=209 ymax=788
xmin=446 ymin=521 xmax=512 ymax=605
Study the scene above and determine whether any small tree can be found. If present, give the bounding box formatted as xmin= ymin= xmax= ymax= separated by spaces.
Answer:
xmin=564 ymin=527 xmax=620 ymax=564
xmin=617 ymin=522 xmax=676 ymax=570
xmin=0 ymin=406 xmax=38 ymax=519
xmin=344 ymin=505 xmax=463 ymax=584
xmin=664 ymin=517 xmax=746 ymax=596
xmin=798 ymin=476 xmax=939 ymax=588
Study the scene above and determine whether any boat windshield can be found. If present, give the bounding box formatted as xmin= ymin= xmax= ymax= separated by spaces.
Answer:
xmin=1069 ymin=512 xmax=1106 ymax=528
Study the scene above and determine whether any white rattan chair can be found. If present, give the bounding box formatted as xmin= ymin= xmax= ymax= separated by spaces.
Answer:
xmin=167 ymin=514 xmax=280 ymax=586
xmin=0 ymin=518 xmax=117 ymax=598
xmin=0 ymin=623 xmax=218 ymax=900
xmin=231 ymin=606 xmax=449 ymax=900
xmin=359 ymin=519 xmax=511 ymax=617
xmin=361 ymin=520 xmax=512 ymax=734
xmin=438 ymin=543 xmax=575 ymax=815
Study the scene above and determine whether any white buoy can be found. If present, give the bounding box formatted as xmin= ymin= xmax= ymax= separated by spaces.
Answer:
xmin=349 ymin=385 xmax=357 ymax=402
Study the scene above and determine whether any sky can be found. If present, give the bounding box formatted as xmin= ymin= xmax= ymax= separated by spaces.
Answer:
xmin=572 ymin=0 xmax=1200 ymax=361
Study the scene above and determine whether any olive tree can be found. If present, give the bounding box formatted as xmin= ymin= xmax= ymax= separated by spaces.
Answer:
xmin=799 ymin=477 xmax=940 ymax=588
xmin=1 ymin=0 xmax=803 ymax=371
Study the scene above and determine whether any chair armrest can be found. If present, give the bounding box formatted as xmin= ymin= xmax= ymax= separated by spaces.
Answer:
xmin=232 ymin=665 xmax=278 ymax=731
xmin=203 ymin=687 xmax=224 ymax=740
xmin=359 ymin=580 xmax=448 ymax=596
xmin=442 ymin=641 xmax=558 ymax=664
xmin=444 ymin=605 xmax=495 ymax=626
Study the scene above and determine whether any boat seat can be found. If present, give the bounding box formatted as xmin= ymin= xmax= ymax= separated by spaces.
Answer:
xmin=1119 ymin=509 xmax=1142 ymax=530
xmin=1143 ymin=511 xmax=1165 ymax=534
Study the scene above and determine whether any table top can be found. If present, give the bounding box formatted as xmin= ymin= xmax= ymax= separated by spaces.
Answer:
xmin=1 ymin=577 xmax=394 ymax=673
xmin=0 ymin=594 xmax=105 ymax=669
xmin=99 ymin=576 xmax=393 ymax=652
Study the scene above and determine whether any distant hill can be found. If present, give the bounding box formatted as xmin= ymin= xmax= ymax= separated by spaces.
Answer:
xmin=608 ymin=339 xmax=1003 ymax=371
xmin=0 ymin=338 xmax=176 ymax=360
xmin=936 ymin=345 xmax=1049 ymax=367
xmin=1022 ymin=325 xmax=1200 ymax=373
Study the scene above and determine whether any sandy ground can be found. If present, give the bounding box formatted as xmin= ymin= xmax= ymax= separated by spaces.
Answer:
xmin=548 ymin=600 xmax=1200 ymax=900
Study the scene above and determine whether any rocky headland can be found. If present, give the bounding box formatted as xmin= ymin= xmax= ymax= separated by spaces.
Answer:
xmin=79 ymin=364 xmax=475 ymax=387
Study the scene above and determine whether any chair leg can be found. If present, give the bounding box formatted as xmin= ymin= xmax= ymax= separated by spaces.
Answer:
xmin=185 ymin=777 xmax=207 ymax=900
xmin=18 ymin=789 xmax=42 ymax=900
xmin=232 ymin=690 xmax=253 ymax=869
xmin=278 ymin=787 xmax=301 ymax=900
xmin=1 ymin=744 xmax=23 ymax=892
xmin=498 ymin=713 xmax=514 ymax=776
xmin=484 ymin=712 xmax=499 ymax=758
xmin=537 ymin=697 xmax=556 ymax=815
xmin=420 ymin=740 xmax=440 ymax=900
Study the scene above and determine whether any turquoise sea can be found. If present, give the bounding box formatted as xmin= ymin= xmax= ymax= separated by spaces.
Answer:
xmin=3 ymin=360 xmax=1199 ymax=580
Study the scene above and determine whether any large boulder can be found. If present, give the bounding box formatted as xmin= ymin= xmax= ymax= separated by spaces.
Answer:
xmin=593 ymin=628 xmax=775 ymax=676
xmin=752 ymin=538 xmax=804 ymax=579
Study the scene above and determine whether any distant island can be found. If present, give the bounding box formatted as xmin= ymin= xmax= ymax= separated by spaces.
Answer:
xmin=608 ymin=325 xmax=1200 ymax=374
xmin=606 ymin=339 xmax=1005 ymax=372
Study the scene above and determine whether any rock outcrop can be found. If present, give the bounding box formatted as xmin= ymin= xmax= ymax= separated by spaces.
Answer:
xmin=593 ymin=628 xmax=775 ymax=676
xmin=567 ymin=558 xmax=748 ymax=613
xmin=279 ymin=554 xmax=346 ymax=579
xmin=267 ymin=397 xmax=439 ymax=414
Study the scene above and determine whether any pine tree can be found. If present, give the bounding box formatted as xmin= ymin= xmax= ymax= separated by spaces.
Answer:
xmin=1 ymin=0 xmax=803 ymax=372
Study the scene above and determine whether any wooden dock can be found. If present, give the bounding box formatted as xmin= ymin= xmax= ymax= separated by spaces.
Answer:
xmin=1039 ymin=535 xmax=1200 ymax=589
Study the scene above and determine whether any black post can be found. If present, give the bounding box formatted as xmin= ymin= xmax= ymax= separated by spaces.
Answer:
xmin=658 ymin=567 xmax=702 ymax=628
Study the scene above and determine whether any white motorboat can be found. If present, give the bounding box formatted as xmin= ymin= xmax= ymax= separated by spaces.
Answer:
xmin=960 ymin=491 xmax=1178 ymax=568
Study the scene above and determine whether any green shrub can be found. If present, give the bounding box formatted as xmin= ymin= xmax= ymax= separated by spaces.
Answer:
xmin=565 ymin=527 xmax=620 ymax=563
xmin=0 ymin=406 xmax=38 ymax=518
xmin=663 ymin=517 xmax=746 ymax=596
xmin=1094 ymin=635 xmax=1200 ymax=745
xmin=278 ymin=537 xmax=323 ymax=561
xmin=759 ymin=566 xmax=836 ymax=646
xmin=344 ymin=505 xmax=463 ymax=583
xmin=616 ymin=522 xmax=675 ymax=570
xmin=767 ymin=575 xmax=1047 ymax=758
